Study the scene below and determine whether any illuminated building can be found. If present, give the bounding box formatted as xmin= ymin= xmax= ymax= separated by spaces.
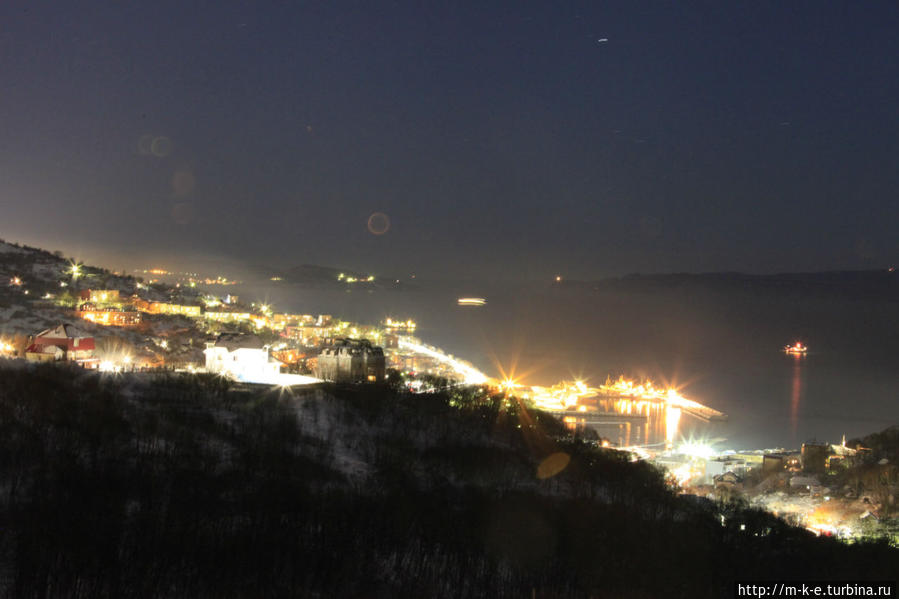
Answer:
xmin=203 ymin=310 xmax=252 ymax=323
xmin=204 ymin=334 xmax=320 ymax=386
xmin=79 ymin=307 xmax=143 ymax=327
xmin=271 ymin=349 xmax=306 ymax=366
xmin=204 ymin=334 xmax=283 ymax=382
xmin=284 ymin=325 xmax=331 ymax=345
xmin=24 ymin=324 xmax=98 ymax=367
xmin=145 ymin=302 xmax=202 ymax=317
xmin=272 ymin=313 xmax=316 ymax=329
xmin=315 ymin=338 xmax=385 ymax=383
xmin=382 ymin=317 xmax=417 ymax=332
xmin=82 ymin=289 xmax=122 ymax=306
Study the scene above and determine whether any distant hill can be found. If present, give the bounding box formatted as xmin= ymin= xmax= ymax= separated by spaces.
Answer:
xmin=0 ymin=238 xmax=184 ymax=303
xmin=850 ymin=425 xmax=899 ymax=463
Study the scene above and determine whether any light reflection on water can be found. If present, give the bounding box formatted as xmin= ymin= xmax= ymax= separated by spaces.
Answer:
xmin=790 ymin=355 xmax=803 ymax=439
xmin=560 ymin=399 xmax=686 ymax=448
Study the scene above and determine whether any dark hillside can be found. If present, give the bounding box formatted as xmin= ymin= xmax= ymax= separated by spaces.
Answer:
xmin=0 ymin=362 xmax=896 ymax=598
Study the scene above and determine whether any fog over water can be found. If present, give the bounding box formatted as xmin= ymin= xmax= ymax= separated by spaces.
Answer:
xmin=232 ymin=279 xmax=899 ymax=451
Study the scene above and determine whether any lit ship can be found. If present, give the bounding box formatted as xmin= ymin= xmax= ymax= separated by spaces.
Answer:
xmin=784 ymin=342 xmax=807 ymax=355
xmin=457 ymin=297 xmax=486 ymax=306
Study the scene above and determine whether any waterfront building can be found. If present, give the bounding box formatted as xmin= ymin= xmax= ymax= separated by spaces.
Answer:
xmin=315 ymin=338 xmax=385 ymax=383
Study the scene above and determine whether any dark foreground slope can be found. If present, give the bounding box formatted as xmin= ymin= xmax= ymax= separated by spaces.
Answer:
xmin=0 ymin=363 xmax=896 ymax=598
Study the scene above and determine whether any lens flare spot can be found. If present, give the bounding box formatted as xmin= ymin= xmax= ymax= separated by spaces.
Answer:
xmin=536 ymin=452 xmax=570 ymax=479
xmin=172 ymin=169 xmax=196 ymax=196
xmin=367 ymin=212 xmax=390 ymax=235
xmin=151 ymin=136 xmax=173 ymax=157
xmin=138 ymin=134 xmax=154 ymax=155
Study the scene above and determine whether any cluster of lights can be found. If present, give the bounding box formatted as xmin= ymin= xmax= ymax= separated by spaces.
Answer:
xmin=9 ymin=276 xmax=22 ymax=286
xmin=136 ymin=268 xmax=238 ymax=286
xmin=599 ymin=376 xmax=724 ymax=419
xmin=527 ymin=380 xmax=595 ymax=411
xmin=784 ymin=342 xmax=807 ymax=355
xmin=337 ymin=273 xmax=375 ymax=284
xmin=383 ymin=317 xmax=416 ymax=330
xmin=99 ymin=355 xmax=132 ymax=373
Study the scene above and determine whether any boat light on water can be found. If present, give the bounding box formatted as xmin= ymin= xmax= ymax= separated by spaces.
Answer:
xmin=784 ymin=342 xmax=808 ymax=354
xmin=457 ymin=297 xmax=486 ymax=306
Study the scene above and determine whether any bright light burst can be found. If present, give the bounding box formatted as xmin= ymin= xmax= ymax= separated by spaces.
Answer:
xmin=69 ymin=261 xmax=82 ymax=279
xmin=677 ymin=438 xmax=717 ymax=460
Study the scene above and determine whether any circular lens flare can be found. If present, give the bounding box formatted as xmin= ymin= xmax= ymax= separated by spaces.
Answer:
xmin=367 ymin=212 xmax=390 ymax=235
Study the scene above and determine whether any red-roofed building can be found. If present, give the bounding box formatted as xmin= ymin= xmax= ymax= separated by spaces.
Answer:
xmin=25 ymin=324 xmax=98 ymax=367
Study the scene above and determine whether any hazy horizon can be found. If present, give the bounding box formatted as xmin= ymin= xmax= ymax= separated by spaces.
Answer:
xmin=3 ymin=3 xmax=897 ymax=280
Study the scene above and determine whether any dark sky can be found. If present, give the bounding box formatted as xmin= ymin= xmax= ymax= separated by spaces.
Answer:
xmin=1 ymin=2 xmax=897 ymax=280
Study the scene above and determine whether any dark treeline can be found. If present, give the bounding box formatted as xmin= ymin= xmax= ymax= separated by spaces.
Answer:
xmin=0 ymin=363 xmax=896 ymax=598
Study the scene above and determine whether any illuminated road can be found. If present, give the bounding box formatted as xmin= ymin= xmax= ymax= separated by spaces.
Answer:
xmin=397 ymin=338 xmax=489 ymax=384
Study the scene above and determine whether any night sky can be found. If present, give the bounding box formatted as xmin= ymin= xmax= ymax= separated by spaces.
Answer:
xmin=1 ymin=2 xmax=897 ymax=280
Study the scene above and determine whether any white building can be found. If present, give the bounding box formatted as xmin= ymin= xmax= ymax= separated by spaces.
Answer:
xmin=205 ymin=334 xmax=319 ymax=386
